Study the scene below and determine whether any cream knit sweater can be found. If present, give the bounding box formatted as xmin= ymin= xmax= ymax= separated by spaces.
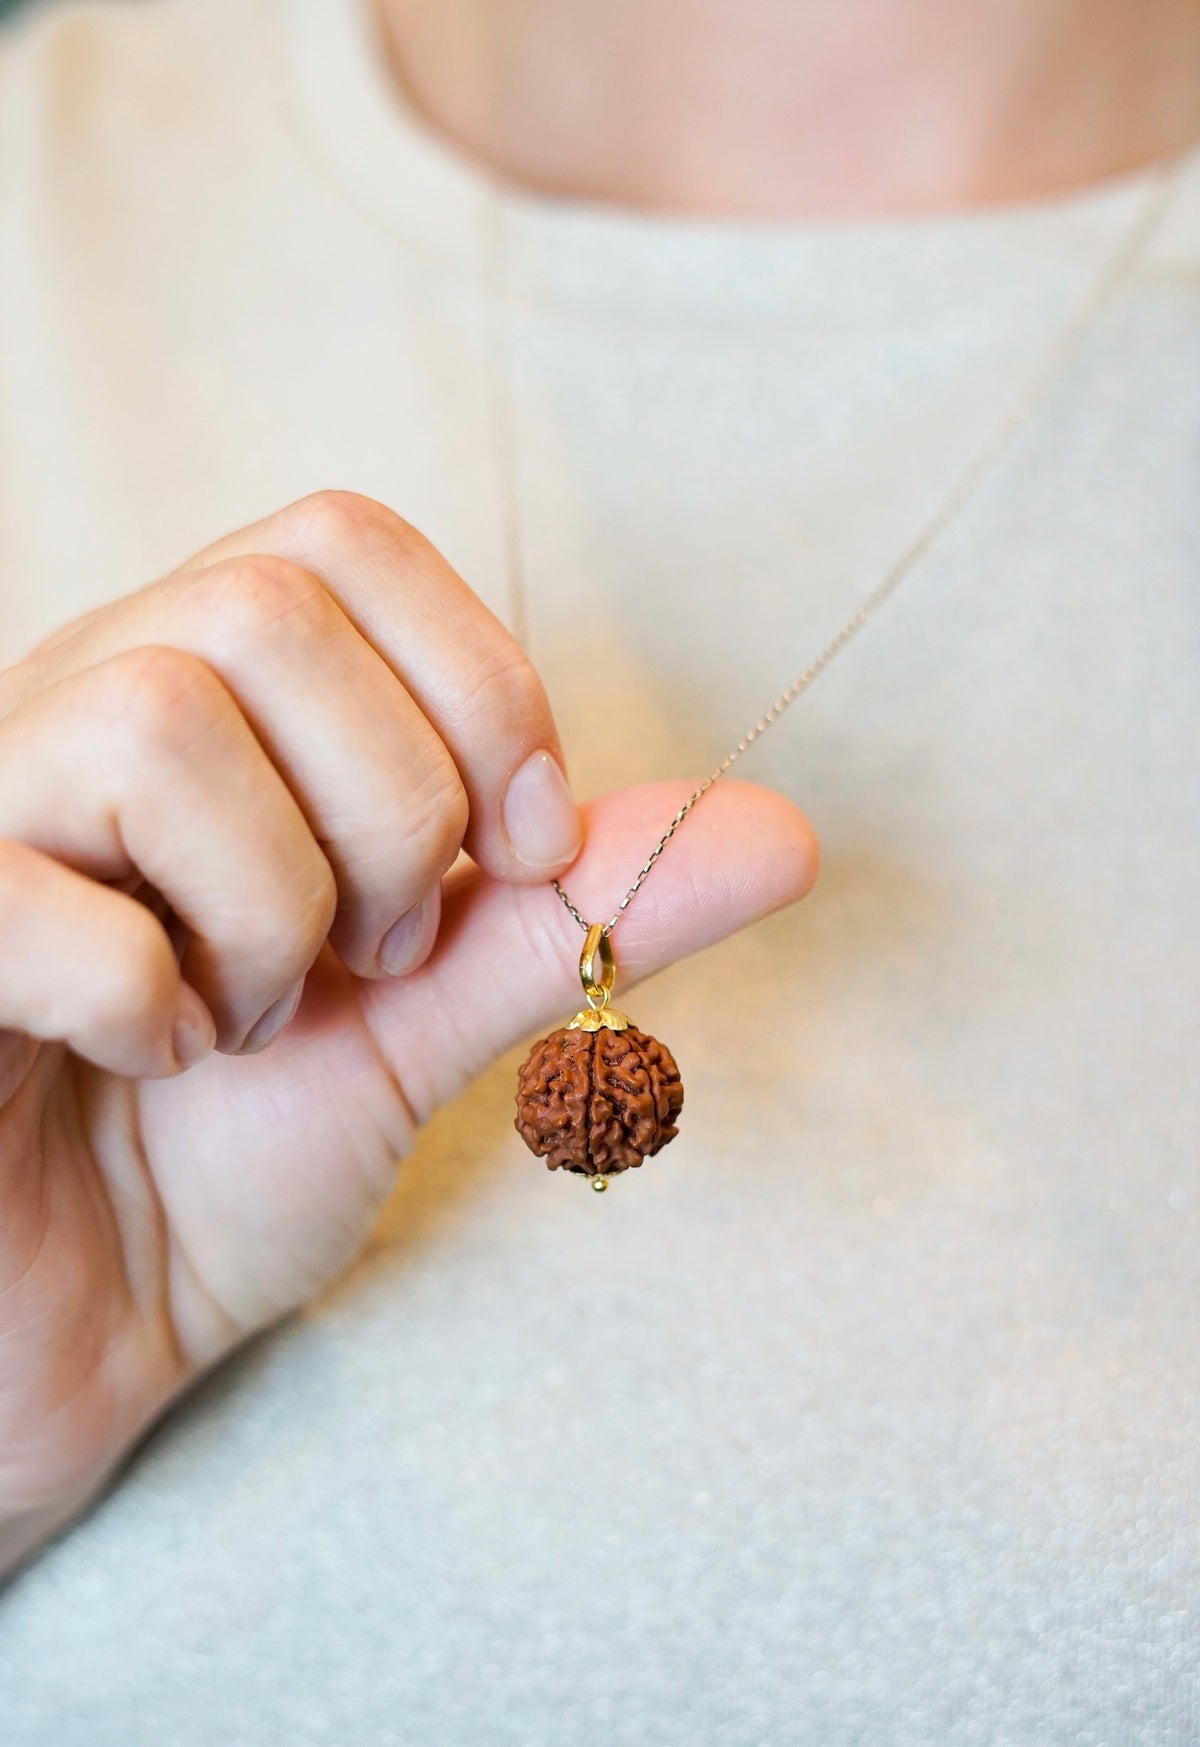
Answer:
xmin=1 ymin=3 xmax=1198 ymax=1742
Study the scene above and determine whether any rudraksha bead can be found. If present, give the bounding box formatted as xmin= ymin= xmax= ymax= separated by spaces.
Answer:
xmin=515 ymin=1021 xmax=684 ymax=1180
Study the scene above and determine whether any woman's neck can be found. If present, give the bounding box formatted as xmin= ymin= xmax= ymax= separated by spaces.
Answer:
xmin=376 ymin=0 xmax=1200 ymax=219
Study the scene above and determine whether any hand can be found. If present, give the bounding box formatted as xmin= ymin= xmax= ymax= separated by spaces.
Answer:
xmin=0 ymin=492 xmax=818 ymax=1578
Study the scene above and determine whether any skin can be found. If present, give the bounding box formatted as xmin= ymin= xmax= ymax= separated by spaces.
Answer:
xmin=377 ymin=0 xmax=1200 ymax=216
xmin=0 ymin=491 xmax=817 ymax=1580
xmin=5 ymin=0 xmax=1199 ymax=1580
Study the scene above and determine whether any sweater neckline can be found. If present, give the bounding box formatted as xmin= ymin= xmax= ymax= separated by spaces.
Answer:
xmin=276 ymin=0 xmax=1200 ymax=325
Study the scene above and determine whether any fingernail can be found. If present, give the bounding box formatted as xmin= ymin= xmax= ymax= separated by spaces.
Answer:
xmin=241 ymin=979 xmax=304 ymax=1054
xmin=172 ymin=985 xmax=216 ymax=1070
xmin=378 ymin=888 xmax=440 ymax=977
xmin=502 ymin=750 xmax=582 ymax=870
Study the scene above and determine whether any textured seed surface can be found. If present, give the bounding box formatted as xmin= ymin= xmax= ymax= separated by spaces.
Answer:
xmin=514 ymin=1024 xmax=684 ymax=1176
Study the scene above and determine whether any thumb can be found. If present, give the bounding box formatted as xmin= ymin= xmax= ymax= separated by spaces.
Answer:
xmin=369 ymin=777 xmax=819 ymax=1126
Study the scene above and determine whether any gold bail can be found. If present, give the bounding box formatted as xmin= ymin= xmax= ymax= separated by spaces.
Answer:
xmin=580 ymin=922 xmax=615 ymax=1011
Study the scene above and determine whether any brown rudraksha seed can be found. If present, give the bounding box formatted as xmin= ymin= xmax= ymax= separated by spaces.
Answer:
xmin=514 ymin=1023 xmax=684 ymax=1180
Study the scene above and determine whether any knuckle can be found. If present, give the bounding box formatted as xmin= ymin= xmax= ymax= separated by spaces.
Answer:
xmin=288 ymin=489 xmax=425 ymax=562
xmin=191 ymin=554 xmax=330 ymax=646
xmin=451 ymin=637 xmax=551 ymax=738
xmin=99 ymin=646 xmax=231 ymax=753
xmin=401 ymin=756 xmax=470 ymax=877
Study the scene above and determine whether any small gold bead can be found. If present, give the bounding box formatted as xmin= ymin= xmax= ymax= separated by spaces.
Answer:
xmin=591 ymin=1175 xmax=609 ymax=1193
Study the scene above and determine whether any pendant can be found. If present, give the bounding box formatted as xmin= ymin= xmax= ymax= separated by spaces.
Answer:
xmin=514 ymin=923 xmax=684 ymax=1191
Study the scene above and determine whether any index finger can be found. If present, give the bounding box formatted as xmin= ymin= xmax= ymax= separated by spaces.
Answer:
xmin=182 ymin=490 xmax=584 ymax=882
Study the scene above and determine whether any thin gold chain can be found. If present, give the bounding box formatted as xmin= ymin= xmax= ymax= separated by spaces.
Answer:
xmin=484 ymin=158 xmax=1186 ymax=938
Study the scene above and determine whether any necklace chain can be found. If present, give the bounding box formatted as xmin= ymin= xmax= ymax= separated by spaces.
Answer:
xmin=485 ymin=158 xmax=1186 ymax=938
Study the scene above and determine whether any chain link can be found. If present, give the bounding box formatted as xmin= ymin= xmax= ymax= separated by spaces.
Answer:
xmin=553 ymin=588 xmax=888 ymax=932
xmin=487 ymin=158 xmax=1186 ymax=940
